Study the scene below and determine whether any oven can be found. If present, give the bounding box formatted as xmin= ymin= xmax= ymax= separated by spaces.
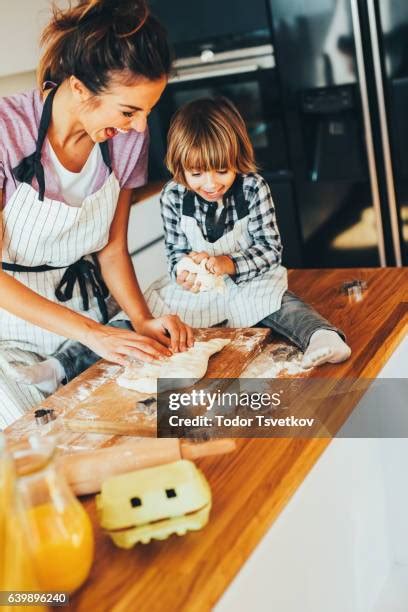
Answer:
xmin=149 ymin=45 xmax=289 ymax=180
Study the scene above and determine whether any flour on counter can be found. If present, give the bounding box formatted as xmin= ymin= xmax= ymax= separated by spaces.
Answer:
xmin=70 ymin=363 xmax=121 ymax=402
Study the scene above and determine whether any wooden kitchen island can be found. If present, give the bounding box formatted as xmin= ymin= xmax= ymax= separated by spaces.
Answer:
xmin=5 ymin=268 xmax=408 ymax=611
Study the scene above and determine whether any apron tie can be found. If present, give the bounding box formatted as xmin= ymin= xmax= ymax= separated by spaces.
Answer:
xmin=12 ymin=87 xmax=58 ymax=201
xmin=11 ymin=152 xmax=47 ymax=200
xmin=55 ymin=255 xmax=110 ymax=324
xmin=3 ymin=256 xmax=110 ymax=323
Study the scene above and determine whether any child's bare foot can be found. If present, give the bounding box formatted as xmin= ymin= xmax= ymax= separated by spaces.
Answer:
xmin=302 ymin=329 xmax=351 ymax=369
xmin=7 ymin=358 xmax=65 ymax=394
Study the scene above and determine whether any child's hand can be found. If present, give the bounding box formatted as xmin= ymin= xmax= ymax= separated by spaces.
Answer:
xmin=189 ymin=251 xmax=210 ymax=264
xmin=176 ymin=269 xmax=201 ymax=293
xmin=205 ymin=255 xmax=236 ymax=276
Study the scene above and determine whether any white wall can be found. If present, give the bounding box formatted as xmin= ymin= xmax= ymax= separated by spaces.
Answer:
xmin=0 ymin=0 xmax=50 ymax=78
xmin=0 ymin=71 xmax=36 ymax=97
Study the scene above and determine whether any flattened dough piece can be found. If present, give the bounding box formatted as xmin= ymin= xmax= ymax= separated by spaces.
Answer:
xmin=117 ymin=338 xmax=231 ymax=393
xmin=176 ymin=257 xmax=226 ymax=293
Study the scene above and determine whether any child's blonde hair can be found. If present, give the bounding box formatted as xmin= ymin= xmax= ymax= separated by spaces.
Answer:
xmin=165 ymin=97 xmax=257 ymax=188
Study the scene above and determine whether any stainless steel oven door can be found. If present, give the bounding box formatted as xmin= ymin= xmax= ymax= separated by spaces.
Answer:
xmin=149 ymin=46 xmax=289 ymax=179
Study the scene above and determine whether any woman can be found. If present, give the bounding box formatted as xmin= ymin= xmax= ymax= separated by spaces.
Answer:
xmin=0 ymin=0 xmax=193 ymax=428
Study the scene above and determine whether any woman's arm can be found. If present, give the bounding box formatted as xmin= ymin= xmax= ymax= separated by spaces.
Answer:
xmin=96 ymin=188 xmax=152 ymax=325
xmin=0 ymin=189 xmax=169 ymax=364
xmin=97 ymin=188 xmax=194 ymax=352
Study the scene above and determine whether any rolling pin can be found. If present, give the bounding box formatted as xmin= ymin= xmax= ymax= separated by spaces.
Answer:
xmin=59 ymin=438 xmax=236 ymax=496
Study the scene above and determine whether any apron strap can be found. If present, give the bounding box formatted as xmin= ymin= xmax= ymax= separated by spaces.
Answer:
xmin=12 ymin=86 xmax=58 ymax=202
xmin=182 ymin=190 xmax=197 ymax=218
xmin=99 ymin=141 xmax=112 ymax=172
xmin=2 ymin=262 xmax=67 ymax=273
xmin=231 ymin=175 xmax=249 ymax=220
xmin=12 ymin=86 xmax=112 ymax=202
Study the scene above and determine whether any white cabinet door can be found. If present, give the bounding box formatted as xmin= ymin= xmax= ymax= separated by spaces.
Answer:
xmin=131 ymin=239 xmax=167 ymax=292
xmin=128 ymin=194 xmax=163 ymax=254
xmin=128 ymin=193 xmax=167 ymax=291
xmin=216 ymin=438 xmax=391 ymax=612
xmin=216 ymin=338 xmax=408 ymax=612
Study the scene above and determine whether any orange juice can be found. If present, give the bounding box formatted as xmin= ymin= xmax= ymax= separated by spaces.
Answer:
xmin=1 ymin=437 xmax=47 ymax=612
xmin=2 ymin=518 xmax=40 ymax=591
xmin=1 ymin=441 xmax=36 ymax=591
xmin=0 ymin=446 xmax=11 ymax=581
xmin=8 ymin=435 xmax=94 ymax=595
xmin=24 ymin=501 xmax=94 ymax=593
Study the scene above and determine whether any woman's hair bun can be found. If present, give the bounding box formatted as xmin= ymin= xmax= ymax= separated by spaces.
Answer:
xmin=79 ymin=0 xmax=149 ymax=37
xmin=38 ymin=0 xmax=170 ymax=91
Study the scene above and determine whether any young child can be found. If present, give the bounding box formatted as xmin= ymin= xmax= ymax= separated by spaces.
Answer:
xmin=10 ymin=97 xmax=350 ymax=394
xmin=145 ymin=97 xmax=351 ymax=367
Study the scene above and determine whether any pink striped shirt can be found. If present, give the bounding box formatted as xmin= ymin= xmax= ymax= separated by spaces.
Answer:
xmin=0 ymin=88 xmax=149 ymax=206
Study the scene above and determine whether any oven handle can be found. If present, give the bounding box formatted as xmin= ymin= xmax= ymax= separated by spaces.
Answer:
xmin=170 ymin=63 xmax=259 ymax=83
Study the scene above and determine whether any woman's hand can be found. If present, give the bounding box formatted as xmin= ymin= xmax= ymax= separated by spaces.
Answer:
xmin=84 ymin=324 xmax=173 ymax=366
xmin=137 ymin=315 xmax=194 ymax=353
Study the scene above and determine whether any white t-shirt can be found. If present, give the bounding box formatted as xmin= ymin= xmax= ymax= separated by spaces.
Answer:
xmin=48 ymin=143 xmax=101 ymax=206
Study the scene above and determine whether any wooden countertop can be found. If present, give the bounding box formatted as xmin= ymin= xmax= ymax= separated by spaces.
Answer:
xmin=63 ymin=267 xmax=406 ymax=612
xmin=5 ymin=268 xmax=407 ymax=611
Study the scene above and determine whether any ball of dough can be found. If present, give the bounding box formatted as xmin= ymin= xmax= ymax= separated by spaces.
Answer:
xmin=176 ymin=257 xmax=225 ymax=293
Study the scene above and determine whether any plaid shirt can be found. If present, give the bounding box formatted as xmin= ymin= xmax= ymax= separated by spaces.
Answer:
xmin=160 ymin=173 xmax=283 ymax=284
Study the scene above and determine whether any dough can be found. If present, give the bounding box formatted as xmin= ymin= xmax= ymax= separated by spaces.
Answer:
xmin=176 ymin=257 xmax=225 ymax=293
xmin=117 ymin=338 xmax=231 ymax=393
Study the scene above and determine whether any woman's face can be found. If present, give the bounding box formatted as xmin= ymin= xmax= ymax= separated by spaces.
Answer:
xmin=184 ymin=169 xmax=236 ymax=201
xmin=72 ymin=75 xmax=167 ymax=142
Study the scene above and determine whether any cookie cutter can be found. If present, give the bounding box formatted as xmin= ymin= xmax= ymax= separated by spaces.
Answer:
xmin=135 ymin=396 xmax=157 ymax=417
xmin=340 ymin=279 xmax=368 ymax=301
xmin=270 ymin=345 xmax=301 ymax=362
xmin=34 ymin=408 xmax=56 ymax=426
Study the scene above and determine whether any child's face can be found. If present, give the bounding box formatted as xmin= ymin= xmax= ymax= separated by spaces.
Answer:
xmin=184 ymin=169 xmax=236 ymax=202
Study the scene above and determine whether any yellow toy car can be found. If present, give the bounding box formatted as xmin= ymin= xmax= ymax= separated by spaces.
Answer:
xmin=96 ymin=460 xmax=212 ymax=547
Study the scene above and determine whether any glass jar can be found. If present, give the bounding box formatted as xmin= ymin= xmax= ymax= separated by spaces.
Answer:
xmin=9 ymin=435 xmax=94 ymax=594
xmin=1 ymin=434 xmax=46 ymax=611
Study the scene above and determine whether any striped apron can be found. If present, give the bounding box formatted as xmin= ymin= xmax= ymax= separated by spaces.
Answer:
xmin=144 ymin=188 xmax=288 ymax=328
xmin=0 ymin=87 xmax=120 ymax=428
